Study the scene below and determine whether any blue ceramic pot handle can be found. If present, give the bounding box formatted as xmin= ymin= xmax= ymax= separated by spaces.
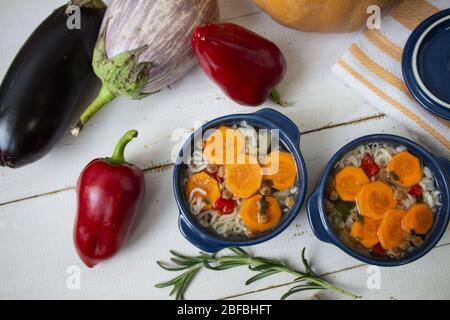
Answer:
xmin=440 ymin=157 xmax=450 ymax=181
xmin=307 ymin=190 xmax=331 ymax=243
xmin=256 ymin=108 xmax=301 ymax=146
xmin=178 ymin=215 xmax=226 ymax=253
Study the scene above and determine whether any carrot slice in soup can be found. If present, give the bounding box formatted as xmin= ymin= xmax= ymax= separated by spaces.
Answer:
xmin=350 ymin=217 xmax=381 ymax=249
xmin=225 ymin=155 xmax=262 ymax=198
xmin=263 ymin=151 xmax=297 ymax=190
xmin=356 ymin=181 xmax=396 ymax=220
xmin=240 ymin=195 xmax=281 ymax=232
xmin=203 ymin=127 xmax=246 ymax=165
xmin=402 ymin=203 xmax=434 ymax=235
xmin=185 ymin=172 xmax=220 ymax=210
xmin=387 ymin=151 xmax=423 ymax=187
xmin=335 ymin=167 xmax=369 ymax=201
xmin=377 ymin=209 xmax=407 ymax=250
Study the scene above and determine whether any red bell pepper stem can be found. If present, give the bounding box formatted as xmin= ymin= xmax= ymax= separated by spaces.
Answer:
xmin=110 ymin=130 xmax=138 ymax=164
xmin=270 ymin=88 xmax=287 ymax=107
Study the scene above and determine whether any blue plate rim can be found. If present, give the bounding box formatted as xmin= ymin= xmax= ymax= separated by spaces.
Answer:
xmin=402 ymin=8 xmax=450 ymax=120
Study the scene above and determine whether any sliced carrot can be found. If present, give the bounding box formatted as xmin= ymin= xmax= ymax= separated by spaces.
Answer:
xmin=203 ymin=126 xmax=246 ymax=165
xmin=402 ymin=203 xmax=434 ymax=235
xmin=356 ymin=181 xmax=396 ymax=220
xmin=377 ymin=209 xmax=407 ymax=250
xmin=240 ymin=195 xmax=282 ymax=232
xmin=225 ymin=154 xmax=262 ymax=198
xmin=335 ymin=167 xmax=370 ymax=201
xmin=350 ymin=217 xmax=381 ymax=249
xmin=387 ymin=151 xmax=423 ymax=187
xmin=185 ymin=172 xmax=220 ymax=210
xmin=263 ymin=151 xmax=297 ymax=190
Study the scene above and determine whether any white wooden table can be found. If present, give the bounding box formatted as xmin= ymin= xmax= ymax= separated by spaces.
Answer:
xmin=1 ymin=0 xmax=449 ymax=300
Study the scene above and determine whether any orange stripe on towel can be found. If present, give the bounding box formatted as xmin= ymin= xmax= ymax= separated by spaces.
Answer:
xmin=363 ymin=29 xmax=403 ymax=62
xmin=391 ymin=0 xmax=439 ymax=30
xmin=349 ymin=44 xmax=409 ymax=94
xmin=337 ymin=59 xmax=450 ymax=150
xmin=348 ymin=44 xmax=450 ymax=129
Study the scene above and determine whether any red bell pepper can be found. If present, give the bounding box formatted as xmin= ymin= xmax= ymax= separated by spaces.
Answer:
xmin=74 ymin=130 xmax=145 ymax=268
xmin=192 ymin=22 xmax=287 ymax=106
xmin=360 ymin=153 xmax=380 ymax=178
xmin=215 ymin=197 xmax=236 ymax=215
xmin=371 ymin=243 xmax=386 ymax=256
xmin=409 ymin=184 xmax=423 ymax=198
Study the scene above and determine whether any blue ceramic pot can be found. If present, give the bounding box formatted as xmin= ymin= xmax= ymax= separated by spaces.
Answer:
xmin=173 ymin=108 xmax=308 ymax=252
xmin=307 ymin=134 xmax=450 ymax=266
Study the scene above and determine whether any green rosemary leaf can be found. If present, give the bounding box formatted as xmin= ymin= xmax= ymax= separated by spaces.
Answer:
xmin=229 ymin=247 xmax=249 ymax=256
xmin=156 ymin=247 xmax=358 ymax=300
xmin=245 ymin=270 xmax=280 ymax=285
xmin=170 ymin=281 xmax=181 ymax=297
xmin=176 ymin=274 xmax=190 ymax=300
xmin=203 ymin=262 xmax=246 ymax=271
xmin=170 ymin=250 xmax=203 ymax=262
xmin=170 ymin=257 xmax=198 ymax=267
xmin=156 ymin=261 xmax=189 ymax=272
xmin=155 ymin=270 xmax=192 ymax=288
xmin=301 ymin=248 xmax=316 ymax=276
xmin=248 ymin=263 xmax=275 ymax=272
xmin=281 ymin=285 xmax=325 ymax=300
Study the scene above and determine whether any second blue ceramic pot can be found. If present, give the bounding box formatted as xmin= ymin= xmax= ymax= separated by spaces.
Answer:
xmin=307 ymin=134 xmax=450 ymax=267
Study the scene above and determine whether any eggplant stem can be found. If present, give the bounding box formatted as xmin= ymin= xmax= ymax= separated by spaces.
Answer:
xmin=110 ymin=130 xmax=139 ymax=164
xmin=71 ymin=85 xmax=116 ymax=137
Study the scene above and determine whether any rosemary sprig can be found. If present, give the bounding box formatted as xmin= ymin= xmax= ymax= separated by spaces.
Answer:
xmin=155 ymin=247 xmax=358 ymax=300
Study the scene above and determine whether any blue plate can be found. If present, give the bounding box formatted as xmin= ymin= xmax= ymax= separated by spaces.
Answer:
xmin=403 ymin=9 xmax=450 ymax=120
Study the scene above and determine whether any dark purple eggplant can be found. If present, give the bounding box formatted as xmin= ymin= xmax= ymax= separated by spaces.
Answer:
xmin=0 ymin=0 xmax=106 ymax=168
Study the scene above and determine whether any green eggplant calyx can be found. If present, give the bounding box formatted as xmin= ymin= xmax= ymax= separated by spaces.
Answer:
xmin=109 ymin=130 xmax=139 ymax=165
xmin=72 ymin=22 xmax=151 ymax=137
xmin=93 ymin=22 xmax=152 ymax=99
xmin=69 ymin=0 xmax=106 ymax=9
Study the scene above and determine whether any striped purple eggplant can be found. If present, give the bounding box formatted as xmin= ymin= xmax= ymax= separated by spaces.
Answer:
xmin=72 ymin=0 xmax=219 ymax=136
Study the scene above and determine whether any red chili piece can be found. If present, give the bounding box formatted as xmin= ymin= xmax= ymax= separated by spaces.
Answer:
xmin=372 ymin=243 xmax=386 ymax=256
xmin=360 ymin=153 xmax=380 ymax=177
xmin=409 ymin=184 xmax=423 ymax=198
xmin=215 ymin=197 xmax=237 ymax=215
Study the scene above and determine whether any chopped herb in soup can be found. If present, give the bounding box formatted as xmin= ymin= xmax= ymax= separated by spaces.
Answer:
xmin=325 ymin=143 xmax=442 ymax=259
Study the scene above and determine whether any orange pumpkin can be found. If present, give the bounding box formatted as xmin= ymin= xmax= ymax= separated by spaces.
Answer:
xmin=253 ymin=0 xmax=397 ymax=33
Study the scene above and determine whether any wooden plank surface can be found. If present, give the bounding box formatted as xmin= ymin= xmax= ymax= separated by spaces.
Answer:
xmin=1 ymin=0 xmax=448 ymax=300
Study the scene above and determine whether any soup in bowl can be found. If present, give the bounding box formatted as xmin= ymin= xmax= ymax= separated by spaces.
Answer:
xmin=173 ymin=109 xmax=307 ymax=252
xmin=307 ymin=134 xmax=450 ymax=266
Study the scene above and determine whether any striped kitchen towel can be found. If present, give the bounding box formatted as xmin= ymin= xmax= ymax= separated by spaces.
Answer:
xmin=332 ymin=0 xmax=450 ymax=156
